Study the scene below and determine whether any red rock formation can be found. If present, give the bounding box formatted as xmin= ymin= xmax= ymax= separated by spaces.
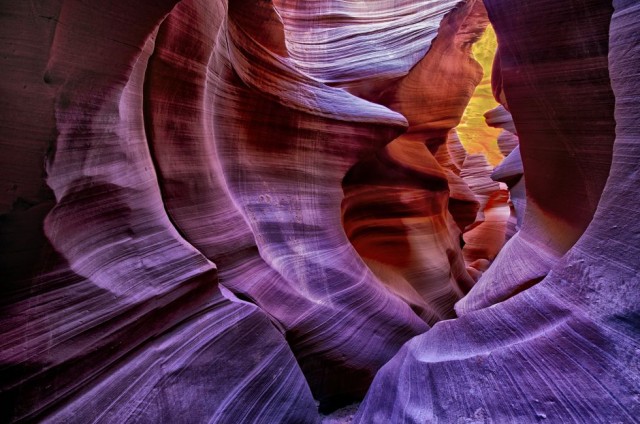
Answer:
xmin=355 ymin=1 xmax=640 ymax=422
xmin=482 ymin=105 xmax=524 ymax=243
xmin=441 ymin=130 xmax=482 ymax=231
xmin=459 ymin=153 xmax=510 ymax=267
xmin=213 ymin=0 xmax=435 ymax=407
xmin=342 ymin=0 xmax=491 ymax=324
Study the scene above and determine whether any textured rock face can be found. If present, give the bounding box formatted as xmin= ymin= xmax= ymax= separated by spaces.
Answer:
xmin=355 ymin=0 xmax=640 ymax=422
xmin=214 ymin=0 xmax=461 ymax=406
xmin=0 ymin=0 xmax=477 ymax=419
xmin=341 ymin=0 xmax=488 ymax=325
xmin=1 ymin=1 xmax=318 ymax=422
xmin=2 ymin=0 xmax=639 ymax=423
xmin=456 ymin=0 xmax=617 ymax=314
xmin=485 ymin=105 xmax=524 ymax=238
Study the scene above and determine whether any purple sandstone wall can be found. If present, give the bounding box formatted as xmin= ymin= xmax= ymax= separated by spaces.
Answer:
xmin=1 ymin=0 xmax=638 ymax=422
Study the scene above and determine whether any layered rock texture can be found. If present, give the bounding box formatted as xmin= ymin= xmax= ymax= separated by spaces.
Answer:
xmin=356 ymin=0 xmax=640 ymax=422
xmin=1 ymin=0 xmax=638 ymax=423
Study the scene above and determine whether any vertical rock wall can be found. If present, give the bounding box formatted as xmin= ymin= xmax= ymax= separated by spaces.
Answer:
xmin=354 ymin=0 xmax=640 ymax=422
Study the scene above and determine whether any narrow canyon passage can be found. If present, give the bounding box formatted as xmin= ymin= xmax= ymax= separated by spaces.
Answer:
xmin=1 ymin=0 xmax=638 ymax=423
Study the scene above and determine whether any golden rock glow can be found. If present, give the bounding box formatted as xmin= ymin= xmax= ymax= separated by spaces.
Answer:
xmin=457 ymin=25 xmax=503 ymax=166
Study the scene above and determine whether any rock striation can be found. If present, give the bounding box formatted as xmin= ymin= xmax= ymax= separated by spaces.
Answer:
xmin=0 ymin=0 xmax=482 ymax=419
xmin=1 ymin=1 xmax=319 ymax=422
xmin=1 ymin=0 xmax=639 ymax=422
xmin=355 ymin=0 xmax=640 ymax=422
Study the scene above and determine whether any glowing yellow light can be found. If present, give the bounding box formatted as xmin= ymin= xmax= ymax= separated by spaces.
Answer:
xmin=457 ymin=25 xmax=503 ymax=166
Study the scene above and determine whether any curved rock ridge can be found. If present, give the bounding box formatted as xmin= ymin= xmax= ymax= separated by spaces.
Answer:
xmin=272 ymin=0 xmax=461 ymax=98
xmin=484 ymin=104 xmax=514 ymax=131
xmin=492 ymin=145 xmax=526 ymax=237
xmin=485 ymin=105 xmax=524 ymax=239
xmin=456 ymin=0 xmax=617 ymax=314
xmin=354 ymin=0 xmax=639 ymax=422
xmin=441 ymin=130 xmax=482 ymax=232
xmin=341 ymin=0 xmax=494 ymax=324
xmin=213 ymin=0 xmax=446 ymax=408
xmin=2 ymin=0 xmax=638 ymax=422
xmin=4 ymin=0 xmax=492 ymax=417
xmin=484 ymin=104 xmax=527 ymax=241
xmin=1 ymin=1 xmax=318 ymax=422
xmin=459 ymin=153 xmax=510 ymax=268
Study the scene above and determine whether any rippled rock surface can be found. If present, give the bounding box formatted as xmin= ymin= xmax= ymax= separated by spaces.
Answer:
xmin=1 ymin=0 xmax=639 ymax=422
xmin=355 ymin=0 xmax=640 ymax=422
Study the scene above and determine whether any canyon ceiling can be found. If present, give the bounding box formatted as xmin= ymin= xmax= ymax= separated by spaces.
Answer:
xmin=1 ymin=0 xmax=639 ymax=423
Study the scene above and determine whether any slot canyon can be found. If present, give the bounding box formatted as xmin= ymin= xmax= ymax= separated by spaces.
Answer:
xmin=1 ymin=0 xmax=639 ymax=422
